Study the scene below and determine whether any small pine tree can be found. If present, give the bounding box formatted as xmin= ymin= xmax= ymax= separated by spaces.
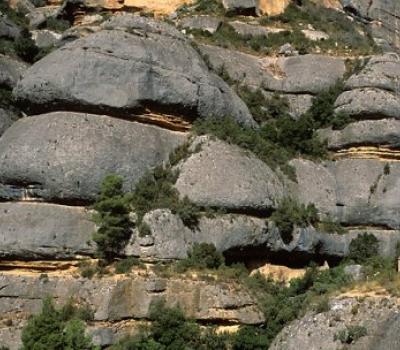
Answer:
xmin=92 ymin=175 xmax=132 ymax=259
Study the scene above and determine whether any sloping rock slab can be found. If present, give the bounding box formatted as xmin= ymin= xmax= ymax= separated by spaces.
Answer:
xmin=0 ymin=112 xmax=186 ymax=201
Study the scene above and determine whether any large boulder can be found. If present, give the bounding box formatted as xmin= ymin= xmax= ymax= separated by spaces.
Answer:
xmin=174 ymin=136 xmax=285 ymax=212
xmin=0 ymin=112 xmax=186 ymax=202
xmin=14 ymin=16 xmax=255 ymax=127
xmin=0 ymin=202 xmax=95 ymax=259
xmin=335 ymin=54 xmax=400 ymax=119
xmin=292 ymin=157 xmax=400 ymax=229
xmin=179 ymin=15 xmax=222 ymax=34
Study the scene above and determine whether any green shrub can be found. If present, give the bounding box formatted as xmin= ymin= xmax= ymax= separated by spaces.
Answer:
xmin=231 ymin=326 xmax=270 ymax=350
xmin=177 ymin=243 xmax=225 ymax=271
xmin=92 ymin=174 xmax=133 ymax=259
xmin=44 ymin=17 xmax=71 ymax=32
xmin=270 ymin=198 xmax=318 ymax=243
xmin=21 ymin=297 xmax=97 ymax=350
xmin=317 ymin=216 xmax=347 ymax=235
xmin=130 ymin=165 xmax=200 ymax=229
xmin=335 ymin=325 xmax=367 ymax=344
xmin=111 ymin=301 xmax=227 ymax=350
xmin=115 ymin=257 xmax=142 ymax=274
xmin=14 ymin=29 xmax=39 ymax=63
xmin=348 ymin=233 xmax=379 ymax=264
xmin=192 ymin=0 xmax=224 ymax=15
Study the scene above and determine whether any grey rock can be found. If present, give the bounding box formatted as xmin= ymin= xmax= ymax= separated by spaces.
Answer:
xmin=174 ymin=136 xmax=285 ymax=211
xmin=278 ymin=43 xmax=298 ymax=56
xmin=199 ymin=44 xmax=345 ymax=94
xmin=318 ymin=119 xmax=400 ymax=150
xmin=31 ymin=29 xmax=62 ymax=48
xmin=14 ymin=19 xmax=255 ymax=126
xmin=301 ymin=29 xmax=329 ymax=41
xmin=180 ymin=15 xmax=222 ymax=34
xmin=0 ymin=108 xmax=19 ymax=137
xmin=0 ymin=202 xmax=95 ymax=259
xmin=290 ymin=158 xmax=337 ymax=217
xmin=222 ymin=0 xmax=259 ymax=16
xmin=125 ymin=209 xmax=268 ymax=260
xmin=342 ymin=0 xmax=400 ymax=52
xmin=270 ymin=296 xmax=400 ymax=350
xmin=27 ymin=6 xmax=60 ymax=29
xmin=335 ymin=88 xmax=400 ymax=120
xmin=262 ymin=91 xmax=313 ymax=119
xmin=101 ymin=14 xmax=185 ymax=40
xmin=343 ymin=264 xmax=365 ymax=281
xmin=292 ymin=158 xmax=400 ymax=229
xmin=229 ymin=21 xmax=270 ymax=37
xmin=0 ymin=112 xmax=186 ymax=201
xmin=0 ymin=13 xmax=20 ymax=39
xmin=0 ymin=54 xmax=29 ymax=89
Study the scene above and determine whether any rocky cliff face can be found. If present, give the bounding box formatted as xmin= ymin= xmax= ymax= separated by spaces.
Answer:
xmin=2 ymin=0 xmax=400 ymax=348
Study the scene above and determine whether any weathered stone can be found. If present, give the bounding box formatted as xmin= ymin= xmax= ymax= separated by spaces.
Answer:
xmin=335 ymin=88 xmax=400 ymax=120
xmin=0 ymin=13 xmax=20 ymax=39
xmin=0 ymin=202 xmax=95 ymax=259
xmin=0 ymin=54 xmax=29 ymax=89
xmin=229 ymin=21 xmax=270 ymax=37
xmin=301 ymin=29 xmax=329 ymax=41
xmin=174 ymin=136 xmax=285 ymax=211
xmin=0 ymin=108 xmax=19 ymax=137
xmin=290 ymin=158 xmax=337 ymax=217
xmin=27 ymin=6 xmax=60 ymax=28
xmin=222 ymin=0 xmax=259 ymax=16
xmin=258 ymin=0 xmax=291 ymax=16
xmin=199 ymin=44 xmax=345 ymax=94
xmin=180 ymin=15 xmax=222 ymax=34
xmin=14 ymin=17 xmax=254 ymax=126
xmin=278 ymin=43 xmax=299 ymax=56
xmin=318 ymin=119 xmax=400 ymax=150
xmin=270 ymin=296 xmax=400 ymax=350
xmin=0 ymin=112 xmax=186 ymax=201
xmin=31 ymin=29 xmax=62 ymax=48
xmin=342 ymin=0 xmax=400 ymax=51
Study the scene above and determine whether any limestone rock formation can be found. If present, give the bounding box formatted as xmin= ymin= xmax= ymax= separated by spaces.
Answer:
xmin=0 ymin=108 xmax=19 ymax=136
xmin=0 ymin=202 xmax=95 ymax=259
xmin=14 ymin=16 xmax=255 ymax=127
xmin=0 ymin=272 xmax=264 ymax=349
xmin=0 ymin=54 xmax=28 ymax=89
xmin=174 ymin=136 xmax=285 ymax=212
xmin=179 ymin=15 xmax=222 ymax=34
xmin=0 ymin=112 xmax=186 ymax=202
xmin=270 ymin=296 xmax=400 ymax=349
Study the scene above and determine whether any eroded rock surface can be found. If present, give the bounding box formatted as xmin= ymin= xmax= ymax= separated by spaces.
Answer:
xmin=0 ymin=112 xmax=186 ymax=202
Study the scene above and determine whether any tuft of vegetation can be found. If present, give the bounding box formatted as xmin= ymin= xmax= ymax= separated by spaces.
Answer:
xmin=21 ymin=297 xmax=98 ymax=350
xmin=44 ymin=17 xmax=71 ymax=32
xmin=317 ymin=216 xmax=347 ymax=235
xmin=130 ymin=165 xmax=201 ymax=231
xmin=348 ymin=233 xmax=379 ymax=264
xmin=335 ymin=325 xmax=367 ymax=344
xmin=13 ymin=29 xmax=39 ymax=63
xmin=270 ymin=198 xmax=318 ymax=244
xmin=92 ymin=175 xmax=133 ymax=259
xmin=115 ymin=257 xmax=143 ymax=274
xmin=177 ymin=243 xmax=225 ymax=272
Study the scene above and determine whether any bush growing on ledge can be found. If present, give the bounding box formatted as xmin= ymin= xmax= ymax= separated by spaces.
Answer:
xmin=348 ymin=233 xmax=379 ymax=264
xmin=177 ymin=242 xmax=225 ymax=271
xmin=270 ymin=198 xmax=318 ymax=244
xmin=21 ymin=297 xmax=97 ymax=350
xmin=92 ymin=174 xmax=133 ymax=259
xmin=335 ymin=325 xmax=367 ymax=344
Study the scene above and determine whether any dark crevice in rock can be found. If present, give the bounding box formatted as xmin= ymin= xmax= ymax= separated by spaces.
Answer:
xmin=17 ymin=100 xmax=199 ymax=132
xmin=224 ymin=245 xmax=342 ymax=269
